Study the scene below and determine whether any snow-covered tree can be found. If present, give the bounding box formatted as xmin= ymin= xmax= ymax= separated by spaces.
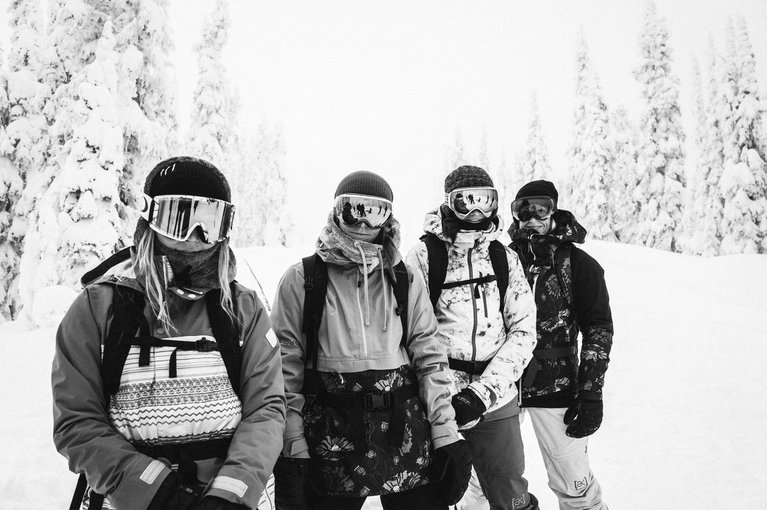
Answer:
xmin=32 ymin=20 xmax=138 ymax=293
xmin=2 ymin=0 xmax=48 ymax=319
xmin=610 ymin=107 xmax=639 ymax=242
xmin=632 ymin=2 xmax=686 ymax=251
xmin=445 ymin=128 xmax=466 ymax=172
xmin=478 ymin=127 xmax=490 ymax=171
xmin=567 ymin=34 xmax=616 ymax=241
xmin=186 ymin=0 xmax=239 ymax=183
xmin=520 ymin=92 xmax=552 ymax=183
xmin=719 ymin=17 xmax=767 ymax=254
xmin=233 ymin=121 xmax=292 ymax=247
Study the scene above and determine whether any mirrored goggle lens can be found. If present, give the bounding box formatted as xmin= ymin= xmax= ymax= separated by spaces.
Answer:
xmin=511 ymin=196 xmax=555 ymax=222
xmin=140 ymin=194 xmax=235 ymax=243
xmin=446 ymin=187 xmax=498 ymax=219
xmin=334 ymin=194 xmax=393 ymax=228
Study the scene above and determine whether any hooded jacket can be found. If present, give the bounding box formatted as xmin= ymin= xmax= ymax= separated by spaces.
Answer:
xmin=406 ymin=208 xmax=537 ymax=416
xmin=508 ymin=209 xmax=613 ymax=407
xmin=52 ymin=257 xmax=286 ymax=510
xmin=271 ymin=214 xmax=460 ymax=459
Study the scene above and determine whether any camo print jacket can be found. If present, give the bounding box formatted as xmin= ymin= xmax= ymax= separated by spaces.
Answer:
xmin=406 ymin=209 xmax=537 ymax=416
xmin=508 ymin=210 xmax=613 ymax=407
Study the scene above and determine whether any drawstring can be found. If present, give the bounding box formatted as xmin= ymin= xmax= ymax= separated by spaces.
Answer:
xmin=355 ymin=242 xmax=371 ymax=326
xmin=379 ymin=248 xmax=388 ymax=332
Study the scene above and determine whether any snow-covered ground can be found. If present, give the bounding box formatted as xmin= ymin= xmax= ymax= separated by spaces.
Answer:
xmin=1 ymin=240 xmax=765 ymax=509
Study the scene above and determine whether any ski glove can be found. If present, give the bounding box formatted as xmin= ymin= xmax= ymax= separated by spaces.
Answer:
xmin=273 ymin=456 xmax=311 ymax=510
xmin=147 ymin=472 xmax=202 ymax=510
xmin=431 ymin=439 xmax=473 ymax=506
xmin=564 ymin=392 xmax=603 ymax=438
xmin=451 ymin=388 xmax=487 ymax=427
xmin=198 ymin=496 xmax=248 ymax=510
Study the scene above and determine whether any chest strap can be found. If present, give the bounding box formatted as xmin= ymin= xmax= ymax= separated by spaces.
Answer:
xmin=131 ymin=336 xmax=219 ymax=379
xmin=313 ymin=383 xmax=418 ymax=448
xmin=522 ymin=346 xmax=578 ymax=388
xmin=448 ymin=357 xmax=492 ymax=376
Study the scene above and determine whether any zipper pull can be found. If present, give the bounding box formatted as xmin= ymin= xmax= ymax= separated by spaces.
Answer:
xmin=475 ymin=272 xmax=482 ymax=298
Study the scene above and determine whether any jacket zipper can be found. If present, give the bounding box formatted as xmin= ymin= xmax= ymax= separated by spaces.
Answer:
xmin=467 ymin=247 xmax=478 ymax=382
xmin=477 ymin=271 xmax=488 ymax=318
xmin=356 ymin=277 xmax=368 ymax=357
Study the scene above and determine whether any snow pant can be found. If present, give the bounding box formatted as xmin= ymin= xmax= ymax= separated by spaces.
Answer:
xmin=305 ymin=481 xmax=447 ymax=510
xmin=527 ymin=407 xmax=607 ymax=510
xmin=459 ymin=401 xmax=537 ymax=510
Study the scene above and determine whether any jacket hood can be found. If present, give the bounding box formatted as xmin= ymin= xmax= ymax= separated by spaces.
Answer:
xmin=508 ymin=209 xmax=587 ymax=246
xmin=423 ymin=205 xmax=503 ymax=245
xmin=316 ymin=211 xmax=403 ymax=271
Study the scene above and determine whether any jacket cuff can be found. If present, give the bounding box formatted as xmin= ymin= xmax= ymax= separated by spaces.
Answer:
xmin=430 ymin=421 xmax=461 ymax=449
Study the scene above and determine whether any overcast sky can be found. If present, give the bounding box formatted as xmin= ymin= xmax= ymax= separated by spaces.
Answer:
xmin=3 ymin=0 xmax=767 ymax=245
xmin=165 ymin=0 xmax=767 ymax=244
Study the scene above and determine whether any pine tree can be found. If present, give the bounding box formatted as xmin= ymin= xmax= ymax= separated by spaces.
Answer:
xmin=520 ymin=92 xmax=552 ymax=182
xmin=2 ymin=0 xmax=48 ymax=319
xmin=568 ymin=34 xmax=616 ymax=241
xmin=719 ymin=17 xmax=767 ymax=254
xmin=187 ymin=0 xmax=239 ymax=183
xmin=633 ymin=2 xmax=686 ymax=251
xmin=610 ymin=107 xmax=639 ymax=242
xmin=683 ymin=57 xmax=707 ymax=254
xmin=33 ymin=20 xmax=136 ymax=291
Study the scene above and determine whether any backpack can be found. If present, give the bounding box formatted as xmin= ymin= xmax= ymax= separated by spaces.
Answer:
xmin=300 ymin=253 xmax=409 ymax=366
xmin=71 ymin=248 xmax=242 ymax=510
xmin=420 ymin=233 xmax=509 ymax=313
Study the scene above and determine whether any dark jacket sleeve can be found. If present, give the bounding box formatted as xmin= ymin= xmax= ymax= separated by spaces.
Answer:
xmin=571 ymin=246 xmax=613 ymax=397
xmin=52 ymin=286 xmax=172 ymax=510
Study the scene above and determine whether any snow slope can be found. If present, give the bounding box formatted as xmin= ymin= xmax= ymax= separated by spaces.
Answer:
xmin=1 ymin=240 xmax=765 ymax=509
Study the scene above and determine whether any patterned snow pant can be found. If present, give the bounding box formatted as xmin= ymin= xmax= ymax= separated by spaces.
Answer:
xmin=305 ymin=480 xmax=447 ymax=510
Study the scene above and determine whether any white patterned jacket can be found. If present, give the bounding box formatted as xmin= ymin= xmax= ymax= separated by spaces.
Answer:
xmin=406 ymin=209 xmax=537 ymax=417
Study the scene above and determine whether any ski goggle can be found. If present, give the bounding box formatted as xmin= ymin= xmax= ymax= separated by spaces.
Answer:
xmin=334 ymin=194 xmax=393 ymax=228
xmin=139 ymin=194 xmax=235 ymax=243
xmin=511 ymin=196 xmax=556 ymax=222
xmin=445 ymin=187 xmax=498 ymax=220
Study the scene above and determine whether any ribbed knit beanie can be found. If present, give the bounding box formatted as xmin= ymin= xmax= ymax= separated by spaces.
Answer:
xmin=144 ymin=156 xmax=231 ymax=201
xmin=515 ymin=179 xmax=558 ymax=205
xmin=444 ymin=165 xmax=494 ymax=193
xmin=334 ymin=171 xmax=393 ymax=201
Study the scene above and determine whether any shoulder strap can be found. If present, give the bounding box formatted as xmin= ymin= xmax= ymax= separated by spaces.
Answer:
xmin=420 ymin=233 xmax=448 ymax=310
xmin=302 ymin=254 xmax=328 ymax=367
xmin=206 ymin=282 xmax=242 ymax=399
xmin=102 ymin=286 xmax=147 ymax=402
xmin=488 ymin=240 xmax=509 ymax=313
xmin=385 ymin=261 xmax=410 ymax=347
xmin=80 ymin=246 xmax=133 ymax=286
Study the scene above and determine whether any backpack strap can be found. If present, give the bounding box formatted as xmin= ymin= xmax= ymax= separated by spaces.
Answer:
xmin=302 ymin=254 xmax=328 ymax=367
xmin=101 ymin=286 xmax=147 ymax=402
xmin=206 ymin=282 xmax=242 ymax=399
xmin=488 ymin=240 xmax=509 ymax=313
xmin=80 ymin=246 xmax=133 ymax=286
xmin=420 ymin=233 xmax=448 ymax=309
xmin=385 ymin=261 xmax=410 ymax=347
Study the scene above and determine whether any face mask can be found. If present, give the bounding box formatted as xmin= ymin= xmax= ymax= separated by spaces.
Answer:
xmin=339 ymin=220 xmax=382 ymax=243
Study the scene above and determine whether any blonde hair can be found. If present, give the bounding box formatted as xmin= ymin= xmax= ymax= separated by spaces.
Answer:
xmin=136 ymin=229 xmax=237 ymax=334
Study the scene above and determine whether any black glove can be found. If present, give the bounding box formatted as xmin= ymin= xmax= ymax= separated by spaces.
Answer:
xmin=147 ymin=472 xmax=202 ymax=510
xmin=564 ymin=392 xmax=603 ymax=438
xmin=198 ymin=496 xmax=249 ymax=510
xmin=431 ymin=440 xmax=473 ymax=506
xmin=273 ymin=456 xmax=310 ymax=510
xmin=451 ymin=388 xmax=487 ymax=426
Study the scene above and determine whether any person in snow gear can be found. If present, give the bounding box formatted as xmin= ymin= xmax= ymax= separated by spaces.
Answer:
xmin=52 ymin=156 xmax=286 ymax=510
xmin=406 ymin=165 xmax=540 ymax=510
xmin=509 ymin=179 xmax=613 ymax=509
xmin=270 ymin=170 xmax=471 ymax=510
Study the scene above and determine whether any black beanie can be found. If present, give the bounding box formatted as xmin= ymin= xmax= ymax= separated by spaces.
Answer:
xmin=144 ymin=156 xmax=231 ymax=201
xmin=515 ymin=179 xmax=558 ymax=205
xmin=445 ymin=165 xmax=494 ymax=193
xmin=335 ymin=171 xmax=393 ymax=201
